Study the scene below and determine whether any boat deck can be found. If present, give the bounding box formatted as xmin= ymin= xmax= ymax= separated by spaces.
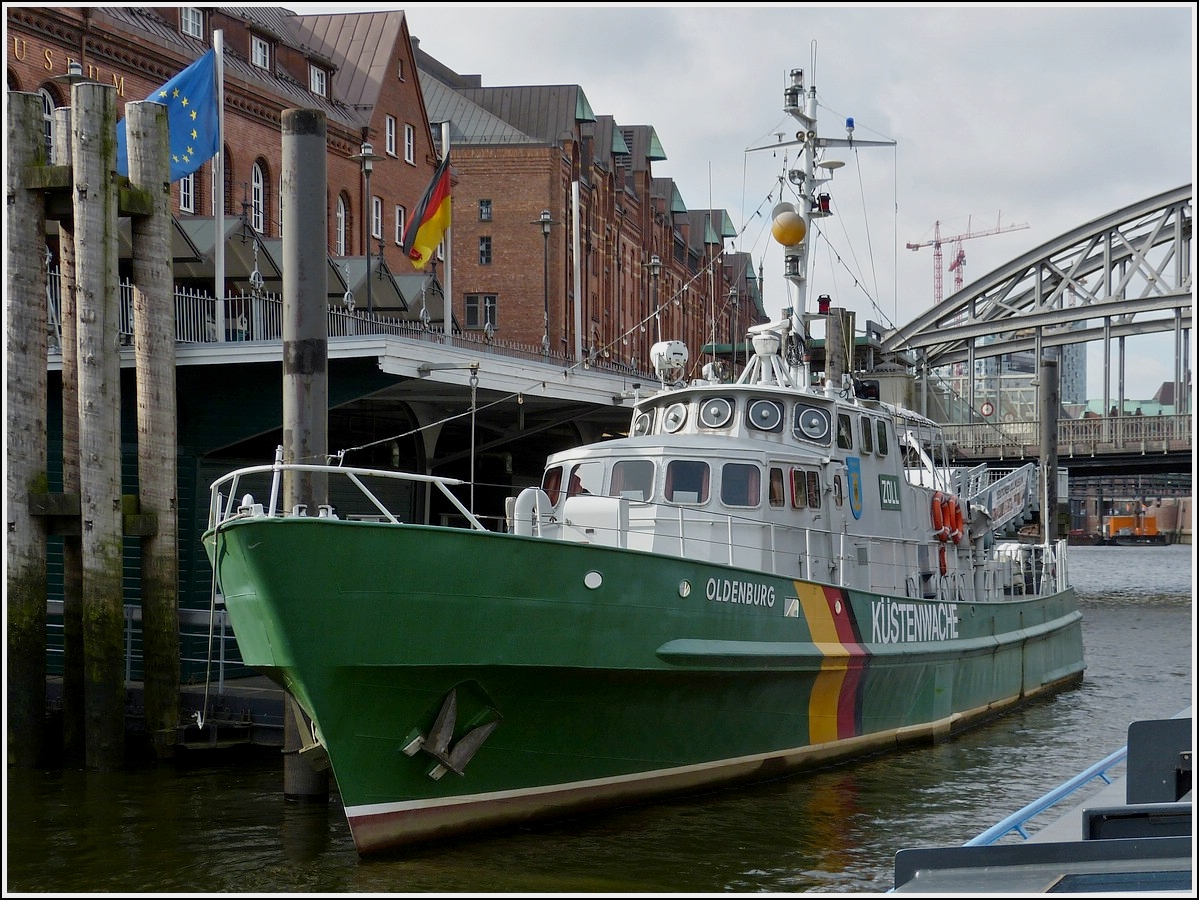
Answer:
xmin=892 ymin=711 xmax=1193 ymax=894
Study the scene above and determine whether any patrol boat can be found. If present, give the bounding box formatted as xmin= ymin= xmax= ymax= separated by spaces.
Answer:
xmin=202 ymin=65 xmax=1085 ymax=856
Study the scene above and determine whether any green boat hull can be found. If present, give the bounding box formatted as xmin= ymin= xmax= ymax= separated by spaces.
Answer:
xmin=204 ymin=516 xmax=1084 ymax=854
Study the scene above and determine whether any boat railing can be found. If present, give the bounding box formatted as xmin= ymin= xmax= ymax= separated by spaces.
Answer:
xmin=964 ymin=746 xmax=1128 ymax=846
xmin=206 ymin=449 xmax=487 ymax=533
xmin=963 ymin=707 xmax=1191 ymax=847
xmin=528 ymin=489 xmax=1061 ymax=600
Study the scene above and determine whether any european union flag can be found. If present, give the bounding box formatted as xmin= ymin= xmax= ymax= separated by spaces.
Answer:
xmin=116 ymin=49 xmax=219 ymax=183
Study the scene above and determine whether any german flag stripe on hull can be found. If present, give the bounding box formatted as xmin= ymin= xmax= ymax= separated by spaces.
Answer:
xmin=796 ymin=582 xmax=867 ymax=743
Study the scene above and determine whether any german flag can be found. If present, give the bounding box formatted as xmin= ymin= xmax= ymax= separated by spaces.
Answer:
xmin=401 ymin=152 xmax=451 ymax=271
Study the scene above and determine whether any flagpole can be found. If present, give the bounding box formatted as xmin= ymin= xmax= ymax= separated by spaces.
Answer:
xmin=214 ymin=29 xmax=226 ymax=335
xmin=440 ymin=120 xmax=451 ymax=343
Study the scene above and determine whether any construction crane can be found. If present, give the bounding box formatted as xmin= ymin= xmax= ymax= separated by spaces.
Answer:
xmin=906 ymin=214 xmax=1030 ymax=305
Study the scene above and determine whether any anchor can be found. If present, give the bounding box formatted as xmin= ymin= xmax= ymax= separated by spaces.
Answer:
xmin=401 ymin=688 xmax=501 ymax=780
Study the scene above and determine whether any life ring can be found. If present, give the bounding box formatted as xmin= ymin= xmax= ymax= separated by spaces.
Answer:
xmin=952 ymin=499 xmax=967 ymax=545
xmin=931 ymin=492 xmax=948 ymax=542
xmin=945 ymin=496 xmax=963 ymax=544
xmin=938 ymin=542 xmax=948 ymax=576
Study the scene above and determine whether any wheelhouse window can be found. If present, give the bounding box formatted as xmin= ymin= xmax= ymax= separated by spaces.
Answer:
xmin=541 ymin=466 xmax=563 ymax=505
xmin=665 ymin=460 xmax=709 ymax=504
xmin=794 ymin=403 xmax=832 ymax=445
xmin=768 ymin=467 xmax=785 ymax=508
xmin=563 ymin=461 xmax=604 ymax=499
xmin=833 ymin=474 xmax=844 ymax=507
xmin=836 ymin=413 xmax=854 ymax=450
xmin=876 ymin=419 xmax=889 ymax=455
xmin=860 ymin=415 xmax=874 ymax=454
xmin=790 ymin=469 xmax=822 ymax=510
xmin=610 ymin=459 xmax=654 ymax=501
xmin=720 ymin=463 xmax=761 ymax=508
xmin=747 ymin=399 xmax=783 ymax=432
xmin=698 ymin=397 xmax=734 ymax=429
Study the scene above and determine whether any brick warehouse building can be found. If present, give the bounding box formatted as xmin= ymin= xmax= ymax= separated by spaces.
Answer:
xmin=6 ymin=5 xmax=764 ymax=366
xmin=5 ymin=4 xmax=765 ymax=690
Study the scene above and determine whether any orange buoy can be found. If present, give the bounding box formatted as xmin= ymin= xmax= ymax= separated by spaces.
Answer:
xmin=931 ymin=492 xmax=947 ymax=542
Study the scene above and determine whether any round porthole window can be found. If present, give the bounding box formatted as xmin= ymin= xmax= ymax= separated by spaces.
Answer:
xmin=633 ymin=411 xmax=653 ymax=436
xmin=748 ymin=399 xmax=783 ymax=431
xmin=796 ymin=405 xmax=831 ymax=442
xmin=699 ymin=397 xmax=733 ymax=428
xmin=663 ymin=403 xmax=688 ymax=433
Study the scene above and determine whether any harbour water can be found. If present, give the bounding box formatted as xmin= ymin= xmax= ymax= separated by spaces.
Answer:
xmin=5 ymin=544 xmax=1193 ymax=894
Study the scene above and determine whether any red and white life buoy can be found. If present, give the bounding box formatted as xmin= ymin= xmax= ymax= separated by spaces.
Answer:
xmin=944 ymin=496 xmax=963 ymax=544
xmin=980 ymin=400 xmax=995 ymax=417
xmin=932 ymin=492 xmax=948 ymax=542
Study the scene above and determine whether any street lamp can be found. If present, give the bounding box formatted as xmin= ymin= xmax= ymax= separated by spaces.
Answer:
xmin=538 ymin=210 xmax=553 ymax=354
xmin=728 ymin=286 xmax=740 ymax=369
xmin=350 ymin=142 xmax=383 ymax=313
xmin=648 ymin=253 xmax=662 ymax=343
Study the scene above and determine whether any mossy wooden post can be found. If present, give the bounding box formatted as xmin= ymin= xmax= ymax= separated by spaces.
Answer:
xmin=6 ymin=92 xmax=50 ymax=768
xmin=72 ymin=81 xmax=125 ymax=770
xmin=127 ymin=100 xmax=180 ymax=757
xmin=280 ymin=108 xmax=330 ymax=800
xmin=54 ymin=105 xmax=87 ymax=762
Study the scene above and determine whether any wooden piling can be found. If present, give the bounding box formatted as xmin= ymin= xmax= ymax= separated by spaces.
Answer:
xmin=280 ymin=108 xmax=330 ymax=801
xmin=1039 ymin=358 xmax=1061 ymax=539
xmin=53 ymin=104 xmax=87 ymax=762
xmin=72 ymin=81 xmax=126 ymax=770
xmin=6 ymin=92 xmax=50 ymax=768
xmin=127 ymin=100 xmax=180 ymax=757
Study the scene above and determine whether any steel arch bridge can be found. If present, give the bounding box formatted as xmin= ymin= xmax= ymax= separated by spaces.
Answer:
xmin=881 ymin=184 xmax=1193 ymax=414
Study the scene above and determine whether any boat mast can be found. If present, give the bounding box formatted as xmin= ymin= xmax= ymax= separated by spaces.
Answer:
xmin=758 ymin=59 xmax=896 ymax=391
xmin=782 ymin=67 xmax=815 ymax=327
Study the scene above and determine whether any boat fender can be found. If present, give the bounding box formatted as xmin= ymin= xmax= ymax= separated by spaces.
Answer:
xmin=938 ymin=542 xmax=948 ymax=577
xmin=931 ymin=492 xmax=948 ymax=542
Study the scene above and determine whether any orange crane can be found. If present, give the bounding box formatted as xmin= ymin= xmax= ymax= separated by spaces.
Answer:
xmin=906 ymin=214 xmax=1029 ymax=304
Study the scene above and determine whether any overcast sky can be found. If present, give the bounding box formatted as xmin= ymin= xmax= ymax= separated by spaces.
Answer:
xmin=294 ymin=3 xmax=1194 ymax=401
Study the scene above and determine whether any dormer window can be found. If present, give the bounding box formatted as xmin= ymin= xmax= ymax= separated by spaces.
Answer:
xmin=251 ymin=35 xmax=270 ymax=70
xmin=180 ymin=7 xmax=203 ymax=38
xmin=309 ymin=64 xmax=327 ymax=97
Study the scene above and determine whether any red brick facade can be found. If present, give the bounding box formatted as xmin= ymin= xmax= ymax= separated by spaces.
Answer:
xmin=6 ymin=5 xmax=764 ymax=375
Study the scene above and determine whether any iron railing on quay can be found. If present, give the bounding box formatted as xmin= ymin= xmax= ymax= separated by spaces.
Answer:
xmin=47 ymin=273 xmax=650 ymax=378
xmin=45 ymin=273 xmax=1192 ymax=452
